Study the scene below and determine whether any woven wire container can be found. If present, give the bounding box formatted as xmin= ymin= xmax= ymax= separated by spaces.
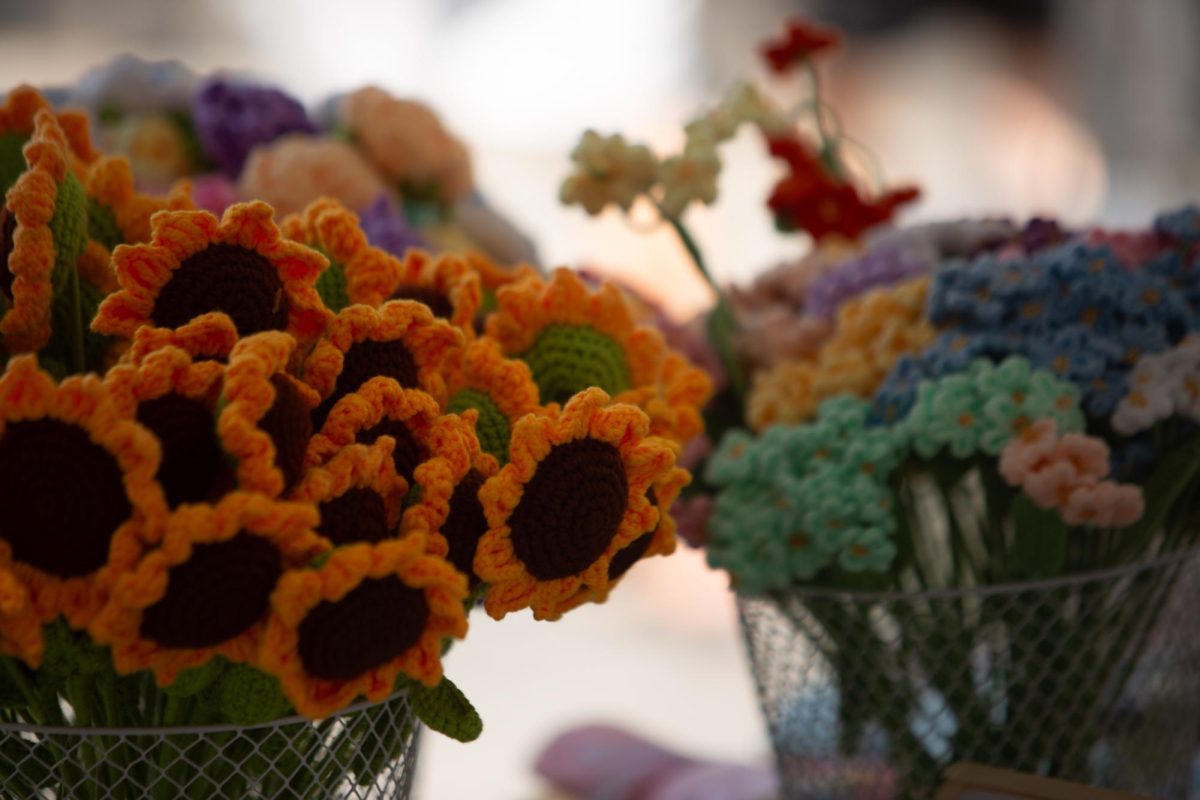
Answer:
xmin=738 ymin=548 xmax=1200 ymax=799
xmin=0 ymin=690 xmax=420 ymax=800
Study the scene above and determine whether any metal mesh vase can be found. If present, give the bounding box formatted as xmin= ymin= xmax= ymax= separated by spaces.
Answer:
xmin=739 ymin=549 xmax=1200 ymax=799
xmin=0 ymin=691 xmax=420 ymax=799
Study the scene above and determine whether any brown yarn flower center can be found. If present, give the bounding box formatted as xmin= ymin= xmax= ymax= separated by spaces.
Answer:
xmin=318 ymin=487 xmax=390 ymax=546
xmin=297 ymin=576 xmax=430 ymax=681
xmin=140 ymin=532 xmax=282 ymax=649
xmin=311 ymin=339 xmax=419 ymax=431
xmin=151 ymin=243 xmax=289 ymax=335
xmin=259 ymin=374 xmax=311 ymax=492
xmin=0 ymin=204 xmax=15 ymax=301
xmin=391 ymin=286 xmax=453 ymax=320
xmin=608 ymin=488 xmax=658 ymax=580
xmin=357 ymin=420 xmax=425 ymax=487
xmin=137 ymin=393 xmax=230 ymax=508
xmin=509 ymin=438 xmax=628 ymax=581
xmin=443 ymin=469 xmax=488 ymax=586
xmin=0 ymin=419 xmax=131 ymax=578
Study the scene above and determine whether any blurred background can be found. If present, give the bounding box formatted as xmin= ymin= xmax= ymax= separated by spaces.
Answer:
xmin=2 ymin=0 xmax=1196 ymax=796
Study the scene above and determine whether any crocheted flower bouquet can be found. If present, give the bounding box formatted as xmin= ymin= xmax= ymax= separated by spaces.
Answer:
xmin=0 ymin=70 xmax=709 ymax=798
xmin=562 ymin=16 xmax=1200 ymax=798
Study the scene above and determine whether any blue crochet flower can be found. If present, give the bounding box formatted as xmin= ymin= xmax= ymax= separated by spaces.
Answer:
xmin=1081 ymin=368 xmax=1128 ymax=417
xmin=871 ymin=354 xmax=929 ymax=424
xmin=1155 ymin=204 xmax=1200 ymax=245
xmin=1026 ymin=325 xmax=1118 ymax=385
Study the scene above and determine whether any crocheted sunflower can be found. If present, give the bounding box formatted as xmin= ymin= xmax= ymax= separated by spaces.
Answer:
xmin=0 ymin=356 xmax=166 ymax=629
xmin=485 ymin=268 xmax=667 ymax=407
xmin=259 ymin=536 xmax=468 ymax=719
xmin=0 ymin=85 xmax=98 ymax=191
xmin=104 ymin=344 xmax=228 ymax=508
xmin=92 ymin=202 xmax=331 ymax=345
xmin=303 ymin=301 xmax=462 ymax=431
xmin=306 ymin=378 xmax=474 ymax=491
xmin=444 ymin=336 xmax=545 ymax=463
xmin=475 ymin=388 xmax=677 ymax=620
xmin=124 ymin=312 xmax=240 ymax=365
xmin=2 ymin=110 xmax=89 ymax=358
xmin=385 ymin=249 xmax=483 ymax=336
xmin=218 ymin=332 xmax=321 ymax=497
xmin=90 ymin=492 xmax=324 ymax=686
xmin=280 ymin=197 xmax=401 ymax=312
xmin=0 ymin=567 xmax=43 ymax=667
xmin=402 ymin=418 xmax=499 ymax=586
xmin=462 ymin=250 xmax=539 ymax=332
xmin=289 ymin=439 xmax=406 ymax=547
xmin=619 ymin=351 xmax=714 ymax=445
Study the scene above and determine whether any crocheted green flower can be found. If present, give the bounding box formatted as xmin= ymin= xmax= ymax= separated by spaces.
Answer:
xmin=841 ymin=426 xmax=907 ymax=478
xmin=977 ymin=356 xmax=1085 ymax=454
xmin=837 ymin=526 xmax=897 ymax=573
xmin=705 ymin=429 xmax=763 ymax=487
xmin=707 ymin=489 xmax=793 ymax=595
xmin=907 ymin=374 xmax=981 ymax=459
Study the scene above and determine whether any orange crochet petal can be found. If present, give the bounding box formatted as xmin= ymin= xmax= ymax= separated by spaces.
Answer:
xmin=444 ymin=336 xmax=548 ymax=463
xmin=289 ymin=438 xmax=407 ymax=546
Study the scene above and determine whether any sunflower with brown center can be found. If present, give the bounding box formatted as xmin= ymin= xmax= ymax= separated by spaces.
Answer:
xmin=258 ymin=535 xmax=468 ymax=719
xmin=105 ymin=345 xmax=230 ymax=509
xmin=289 ymin=439 xmax=406 ymax=547
xmin=444 ymin=337 xmax=546 ymax=463
xmin=2 ymin=110 xmax=89 ymax=356
xmin=90 ymin=491 xmax=324 ymax=686
xmin=462 ymin=250 xmax=540 ymax=330
xmin=485 ymin=268 xmax=668 ymax=408
xmin=302 ymin=300 xmax=462 ymax=431
xmin=0 ymin=85 xmax=98 ymax=191
xmin=92 ymin=201 xmax=331 ymax=346
xmin=306 ymin=378 xmax=474 ymax=491
xmin=218 ymin=331 xmax=320 ymax=497
xmin=0 ymin=566 xmax=46 ymax=668
xmin=403 ymin=417 xmax=499 ymax=586
xmin=0 ymin=356 xmax=166 ymax=629
xmin=124 ymin=312 xmax=240 ymax=365
xmin=617 ymin=351 xmax=714 ymax=446
xmin=474 ymin=387 xmax=678 ymax=620
xmin=384 ymin=249 xmax=482 ymax=336
xmin=77 ymin=154 xmax=194 ymax=294
xmin=281 ymin=197 xmax=402 ymax=311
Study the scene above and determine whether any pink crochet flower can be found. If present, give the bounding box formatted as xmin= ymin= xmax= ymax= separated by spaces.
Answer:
xmin=998 ymin=418 xmax=1058 ymax=485
xmin=1054 ymin=432 xmax=1110 ymax=484
xmin=1062 ymin=481 xmax=1145 ymax=528
xmin=1022 ymin=460 xmax=1083 ymax=510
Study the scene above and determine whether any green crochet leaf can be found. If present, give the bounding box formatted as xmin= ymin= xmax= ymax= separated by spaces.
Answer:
xmin=520 ymin=323 xmax=631 ymax=405
xmin=85 ymin=197 xmax=123 ymax=251
xmin=1009 ymin=493 xmax=1067 ymax=580
xmin=408 ymin=676 xmax=482 ymax=742
xmin=215 ymin=663 xmax=292 ymax=726
xmin=448 ymin=388 xmax=509 ymax=463
xmin=0 ymin=132 xmax=28 ymax=198
xmin=315 ymin=261 xmax=350 ymax=313
xmin=40 ymin=173 xmax=89 ymax=372
xmin=40 ymin=619 xmax=110 ymax=680
xmin=164 ymin=657 xmax=226 ymax=698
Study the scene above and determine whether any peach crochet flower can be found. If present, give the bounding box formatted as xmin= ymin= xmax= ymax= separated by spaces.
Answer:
xmin=998 ymin=418 xmax=1058 ymax=485
xmin=1062 ymin=482 xmax=1144 ymax=528
xmin=238 ymin=135 xmax=387 ymax=217
xmin=342 ymin=87 xmax=473 ymax=203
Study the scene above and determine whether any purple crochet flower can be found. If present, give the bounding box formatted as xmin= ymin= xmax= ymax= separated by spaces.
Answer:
xmin=191 ymin=78 xmax=316 ymax=176
xmin=356 ymin=194 xmax=427 ymax=258
xmin=804 ymin=244 xmax=929 ymax=319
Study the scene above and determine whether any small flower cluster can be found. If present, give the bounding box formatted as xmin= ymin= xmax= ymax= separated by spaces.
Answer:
xmin=1111 ymin=335 xmax=1200 ymax=434
xmin=705 ymin=396 xmax=905 ymax=594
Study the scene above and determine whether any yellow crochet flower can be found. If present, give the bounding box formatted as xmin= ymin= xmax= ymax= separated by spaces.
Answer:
xmin=306 ymin=378 xmax=475 ymax=491
xmin=747 ymin=276 xmax=935 ymax=429
xmin=486 ymin=268 xmax=668 ymax=406
xmin=219 ymin=331 xmax=321 ymax=497
xmin=2 ymin=110 xmax=89 ymax=355
xmin=444 ymin=337 xmax=545 ymax=463
xmin=280 ymin=197 xmax=402 ymax=311
xmin=289 ymin=439 xmax=406 ymax=547
xmin=474 ymin=388 xmax=677 ymax=621
xmin=386 ymin=249 xmax=483 ymax=336
xmin=0 ymin=356 xmax=166 ymax=629
xmin=0 ymin=85 xmax=98 ymax=187
xmin=402 ymin=418 xmax=499 ymax=585
xmin=124 ymin=312 xmax=240 ymax=365
xmin=90 ymin=492 xmax=324 ymax=687
xmin=303 ymin=301 xmax=463 ymax=430
xmin=79 ymin=154 xmax=194 ymax=293
xmin=619 ymin=351 xmax=714 ymax=445
xmin=259 ymin=536 xmax=468 ymax=719
xmin=0 ymin=567 xmax=44 ymax=668
xmin=462 ymin=249 xmax=540 ymax=332
xmin=92 ymin=201 xmax=332 ymax=345
xmin=104 ymin=344 xmax=228 ymax=508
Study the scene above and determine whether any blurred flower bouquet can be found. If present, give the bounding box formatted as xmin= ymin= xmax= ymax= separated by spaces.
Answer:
xmin=562 ymin=16 xmax=1200 ymax=798
xmin=0 ymin=73 xmax=709 ymax=799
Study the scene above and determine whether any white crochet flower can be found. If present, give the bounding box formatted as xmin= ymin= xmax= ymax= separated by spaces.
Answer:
xmin=657 ymin=141 xmax=721 ymax=219
xmin=560 ymin=130 xmax=658 ymax=215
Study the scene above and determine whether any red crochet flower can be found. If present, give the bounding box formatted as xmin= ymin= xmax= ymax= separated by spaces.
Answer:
xmin=760 ymin=17 xmax=841 ymax=74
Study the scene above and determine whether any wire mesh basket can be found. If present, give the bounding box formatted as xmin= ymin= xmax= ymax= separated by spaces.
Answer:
xmin=0 ymin=689 xmax=420 ymax=800
xmin=739 ymin=548 xmax=1200 ymax=799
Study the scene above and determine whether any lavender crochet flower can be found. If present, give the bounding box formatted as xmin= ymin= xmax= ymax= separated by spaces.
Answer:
xmin=357 ymin=194 xmax=427 ymax=258
xmin=804 ymin=244 xmax=929 ymax=320
xmin=191 ymin=78 xmax=316 ymax=176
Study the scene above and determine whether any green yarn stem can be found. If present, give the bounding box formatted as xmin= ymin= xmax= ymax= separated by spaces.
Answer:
xmin=46 ymin=173 xmax=89 ymax=374
xmin=448 ymin=389 xmax=510 ymax=463
xmin=85 ymin=198 xmax=123 ymax=252
xmin=519 ymin=323 xmax=632 ymax=405
xmin=315 ymin=261 xmax=350 ymax=313
xmin=0 ymin=132 xmax=27 ymax=198
xmin=804 ymin=59 xmax=845 ymax=176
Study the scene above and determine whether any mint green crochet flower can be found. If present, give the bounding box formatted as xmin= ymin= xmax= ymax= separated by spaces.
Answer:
xmin=842 ymin=427 xmax=907 ymax=479
xmin=1029 ymin=370 xmax=1086 ymax=433
xmin=837 ymin=526 xmax=898 ymax=573
xmin=705 ymin=429 xmax=763 ymax=487
xmin=800 ymin=476 xmax=864 ymax=555
xmin=846 ymin=474 xmax=897 ymax=533
xmin=782 ymin=528 xmax=832 ymax=581
xmin=707 ymin=502 xmax=793 ymax=596
xmin=976 ymin=356 xmax=1084 ymax=453
xmin=816 ymin=394 xmax=871 ymax=436
xmin=924 ymin=374 xmax=984 ymax=459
